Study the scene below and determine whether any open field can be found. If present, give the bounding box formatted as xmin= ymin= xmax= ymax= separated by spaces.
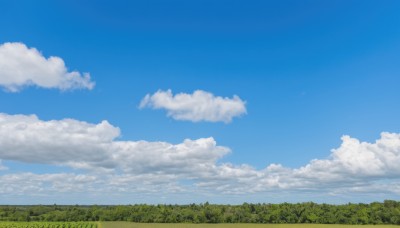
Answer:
xmin=0 ymin=222 xmax=98 ymax=228
xmin=1 ymin=222 xmax=399 ymax=228
xmin=101 ymin=223 xmax=400 ymax=228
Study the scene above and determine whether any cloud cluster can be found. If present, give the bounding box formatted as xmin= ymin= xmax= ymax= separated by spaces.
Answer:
xmin=0 ymin=42 xmax=94 ymax=92
xmin=140 ymin=90 xmax=247 ymax=123
xmin=199 ymin=132 xmax=400 ymax=194
xmin=1 ymin=113 xmax=400 ymax=200
xmin=294 ymin=133 xmax=400 ymax=180
xmin=0 ymin=113 xmax=229 ymax=173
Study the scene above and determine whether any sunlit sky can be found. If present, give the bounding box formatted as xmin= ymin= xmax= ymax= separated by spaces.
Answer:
xmin=0 ymin=0 xmax=400 ymax=204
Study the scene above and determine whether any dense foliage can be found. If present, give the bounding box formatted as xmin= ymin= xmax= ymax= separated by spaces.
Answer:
xmin=0 ymin=201 xmax=399 ymax=225
xmin=0 ymin=222 xmax=97 ymax=228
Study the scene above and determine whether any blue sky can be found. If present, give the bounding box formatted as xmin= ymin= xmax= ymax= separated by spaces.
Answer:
xmin=0 ymin=0 xmax=400 ymax=204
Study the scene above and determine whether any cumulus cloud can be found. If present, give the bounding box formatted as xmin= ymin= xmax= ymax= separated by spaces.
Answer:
xmin=293 ymin=133 xmax=400 ymax=181
xmin=0 ymin=42 xmax=94 ymax=92
xmin=0 ymin=113 xmax=229 ymax=173
xmin=0 ymin=113 xmax=400 ymax=201
xmin=196 ymin=132 xmax=400 ymax=193
xmin=139 ymin=90 xmax=247 ymax=123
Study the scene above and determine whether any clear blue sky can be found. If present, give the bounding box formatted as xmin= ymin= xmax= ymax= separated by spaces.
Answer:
xmin=0 ymin=0 xmax=400 ymax=204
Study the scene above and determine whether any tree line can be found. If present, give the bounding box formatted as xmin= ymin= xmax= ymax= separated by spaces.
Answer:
xmin=0 ymin=200 xmax=399 ymax=224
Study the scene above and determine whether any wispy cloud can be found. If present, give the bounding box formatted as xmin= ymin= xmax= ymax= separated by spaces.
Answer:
xmin=0 ymin=173 xmax=99 ymax=194
xmin=139 ymin=90 xmax=247 ymax=123
xmin=0 ymin=42 xmax=94 ymax=92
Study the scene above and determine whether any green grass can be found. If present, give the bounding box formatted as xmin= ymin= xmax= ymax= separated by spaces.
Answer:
xmin=0 ymin=222 xmax=98 ymax=228
xmin=1 ymin=222 xmax=398 ymax=228
xmin=101 ymin=223 xmax=400 ymax=228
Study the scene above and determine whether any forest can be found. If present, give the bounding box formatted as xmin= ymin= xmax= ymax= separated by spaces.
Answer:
xmin=0 ymin=201 xmax=399 ymax=225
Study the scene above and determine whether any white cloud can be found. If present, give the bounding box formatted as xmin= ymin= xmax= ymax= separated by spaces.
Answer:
xmin=0 ymin=42 xmax=94 ymax=92
xmin=293 ymin=133 xmax=400 ymax=181
xmin=139 ymin=90 xmax=247 ymax=123
xmin=0 ymin=113 xmax=119 ymax=169
xmin=0 ymin=113 xmax=229 ymax=174
xmin=1 ymin=113 xmax=400 ymax=201
xmin=0 ymin=173 xmax=99 ymax=194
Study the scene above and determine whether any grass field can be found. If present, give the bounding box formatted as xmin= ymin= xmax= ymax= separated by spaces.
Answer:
xmin=0 ymin=222 xmax=98 ymax=228
xmin=1 ymin=222 xmax=398 ymax=228
xmin=100 ymin=223 xmax=400 ymax=228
